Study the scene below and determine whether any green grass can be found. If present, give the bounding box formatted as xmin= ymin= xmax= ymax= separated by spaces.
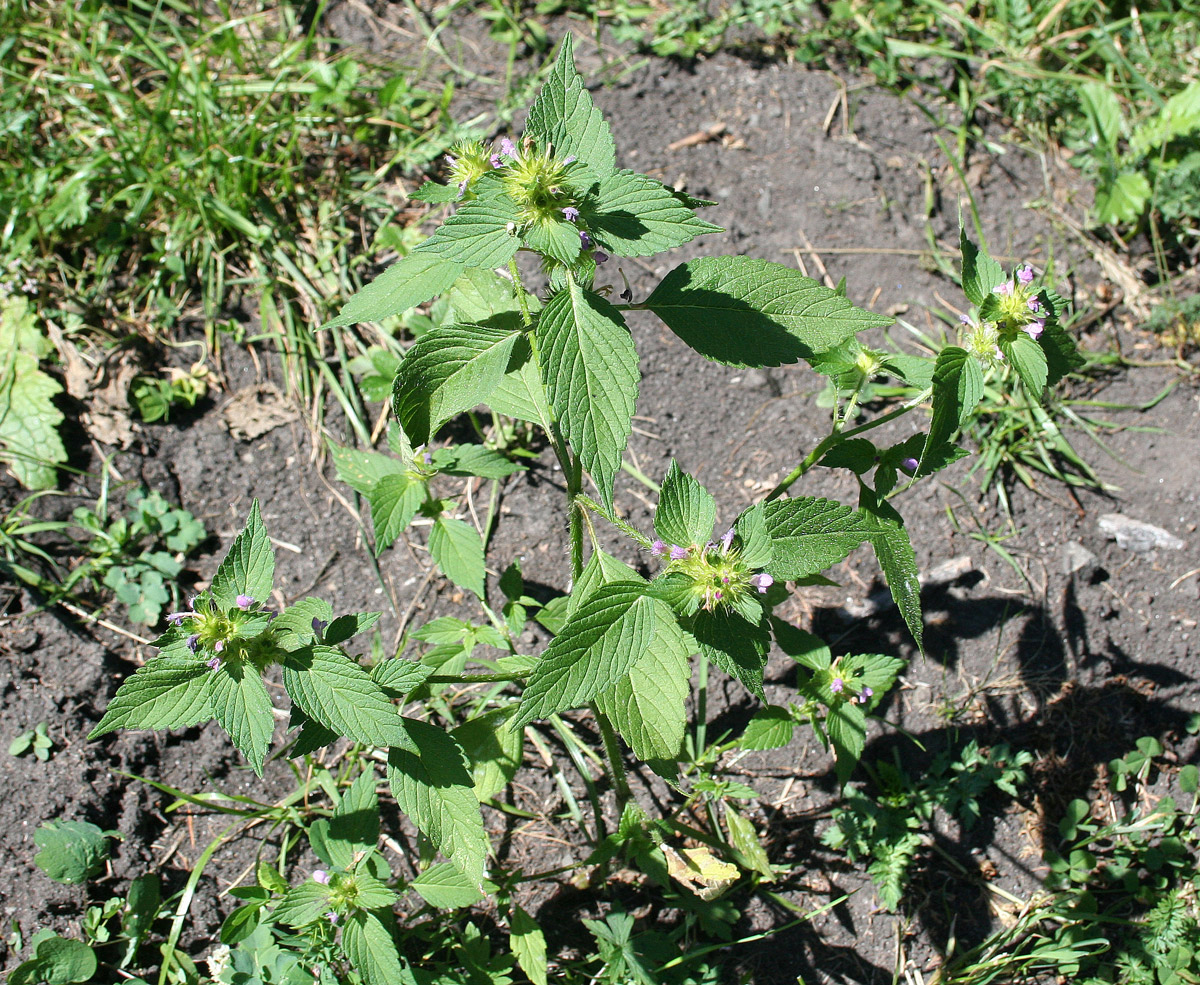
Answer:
xmin=0 ymin=0 xmax=473 ymax=436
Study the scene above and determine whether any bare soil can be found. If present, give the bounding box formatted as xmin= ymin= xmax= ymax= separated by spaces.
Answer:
xmin=2 ymin=18 xmax=1197 ymax=985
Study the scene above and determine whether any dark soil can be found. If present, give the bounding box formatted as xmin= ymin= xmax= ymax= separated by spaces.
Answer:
xmin=2 ymin=16 xmax=1198 ymax=985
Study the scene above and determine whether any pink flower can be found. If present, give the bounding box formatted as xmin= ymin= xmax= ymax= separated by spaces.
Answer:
xmin=750 ymin=572 xmax=773 ymax=593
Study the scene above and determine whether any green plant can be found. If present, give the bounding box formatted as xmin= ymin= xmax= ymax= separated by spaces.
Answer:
xmin=69 ymin=485 xmax=207 ymax=626
xmin=823 ymin=740 xmax=1033 ymax=910
xmin=0 ymin=293 xmax=66 ymax=491
xmin=131 ymin=362 xmax=209 ymax=424
xmin=8 ymin=721 xmax=54 ymax=761
xmin=85 ymin=36 xmax=1082 ymax=985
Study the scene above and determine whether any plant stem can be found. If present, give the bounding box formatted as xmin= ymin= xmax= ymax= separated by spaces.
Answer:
xmin=425 ymin=671 xmax=528 ymax=684
xmin=764 ymin=394 xmax=928 ymax=502
xmin=575 ymin=493 xmax=653 ymax=549
xmin=592 ymin=700 xmax=630 ymax=809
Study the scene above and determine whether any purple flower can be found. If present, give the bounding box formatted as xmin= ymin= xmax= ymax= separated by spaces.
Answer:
xmin=563 ymin=155 xmax=576 ymax=164
xmin=719 ymin=528 xmax=735 ymax=552
xmin=994 ymin=281 xmax=1012 ymax=296
xmin=669 ymin=544 xmax=689 ymax=560
xmin=650 ymin=539 xmax=667 ymax=558
xmin=312 ymin=869 xmax=330 ymax=885
xmin=423 ymin=451 xmax=433 ymax=465
xmin=235 ymin=594 xmax=254 ymax=610
xmin=213 ymin=639 xmax=225 ymax=653
xmin=445 ymin=154 xmax=457 ymax=167
xmin=899 ymin=457 xmax=919 ymax=475
xmin=750 ymin=572 xmax=773 ymax=593
xmin=593 ymin=250 xmax=609 ymax=264
xmin=1017 ymin=265 xmax=1034 ymax=285
xmin=562 ymin=206 xmax=580 ymax=223
xmin=1024 ymin=320 xmax=1045 ymax=340
xmin=499 ymin=137 xmax=516 ymax=157
xmin=620 ymin=286 xmax=633 ymax=302
xmin=165 ymin=610 xmax=191 ymax=626
xmin=490 ymin=153 xmax=503 ymax=168
xmin=456 ymin=179 xmax=468 ymax=199
xmin=857 ymin=686 xmax=874 ymax=705
xmin=1027 ymin=297 xmax=1042 ymax=313
xmin=579 ymin=230 xmax=592 ymax=249
xmin=186 ymin=634 xmax=199 ymax=653
xmin=959 ymin=313 xmax=971 ymax=325
xmin=312 ymin=617 xmax=328 ymax=636
xmin=325 ymin=911 xmax=339 ymax=924
xmin=830 ymin=677 xmax=844 ymax=694
xmin=207 ymin=656 xmax=222 ymax=671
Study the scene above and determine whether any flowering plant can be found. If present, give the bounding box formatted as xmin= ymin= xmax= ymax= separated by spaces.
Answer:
xmin=88 ymin=35 xmax=1079 ymax=985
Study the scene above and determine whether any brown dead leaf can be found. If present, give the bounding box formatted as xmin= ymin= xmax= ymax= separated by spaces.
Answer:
xmin=49 ymin=328 xmax=140 ymax=448
xmin=220 ymin=383 xmax=298 ymax=441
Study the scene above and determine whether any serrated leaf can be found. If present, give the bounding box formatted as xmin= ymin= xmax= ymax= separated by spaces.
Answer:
xmin=387 ymin=718 xmax=489 ymax=885
xmin=487 ymin=335 xmax=550 ymax=427
xmin=273 ymin=597 xmax=335 ymax=644
xmin=741 ymin=706 xmax=795 ymax=750
xmin=327 ymin=252 xmax=464 ymax=329
xmin=410 ymin=862 xmax=486 ymax=909
xmin=569 ymin=548 xmax=643 ymax=617
xmin=762 ymin=497 xmax=869 ymax=581
xmin=511 ymin=906 xmax=549 ymax=985
xmin=282 ymin=646 xmax=411 ymax=750
xmin=1078 ymin=81 xmax=1124 ymax=148
xmin=1129 ymin=78 xmax=1200 ymax=156
xmin=274 ymin=880 xmax=334 ymax=928
xmin=88 ymin=653 xmax=213 ymax=738
xmin=959 ymin=228 xmax=1007 ymax=306
xmin=827 ymin=701 xmax=867 ymax=785
xmin=371 ymin=658 xmax=433 ymax=696
xmin=537 ymin=277 xmax=638 ymax=509
xmin=446 ymin=267 xmax=537 ymax=323
xmin=330 ymin=443 xmax=407 ymax=497
xmin=210 ymin=501 xmax=275 ymax=611
xmin=587 ymin=170 xmax=722 ymax=257
xmin=734 ymin=502 xmax=773 ymax=568
xmin=514 ymin=582 xmax=657 ymax=727
xmin=689 ymin=609 xmax=769 ymax=697
xmin=312 ymin=767 xmax=380 ymax=869
xmin=33 ymin=821 xmax=110 ymax=884
xmin=771 ymin=619 xmax=832 ymax=670
xmin=1004 ymin=332 xmax=1048 ymax=395
xmin=525 ymin=33 xmax=616 ymax=185
xmin=392 ymin=324 xmax=522 ymax=445
xmin=429 ymin=515 xmax=486 ymax=598
xmin=326 ymin=610 xmax=382 ymax=646
xmin=414 ymin=195 xmax=522 ymax=269
xmin=593 ymin=607 xmax=693 ymax=763
xmin=860 ymin=486 xmax=923 ymax=648
xmin=1039 ymin=316 xmax=1082 ymax=388
xmin=0 ymin=348 xmax=66 ymax=491
xmin=411 ymin=181 xmax=459 ymax=203
xmin=644 ymin=256 xmax=890 ymax=368
xmin=437 ymin=444 xmax=524 ymax=479
xmin=452 ymin=707 xmax=524 ymax=801
xmin=341 ymin=910 xmax=411 ymax=985
xmin=366 ymin=474 xmax=426 ymax=554
xmin=523 ymin=218 xmax=583 ymax=265
xmin=210 ymin=661 xmax=275 ymax=775
xmin=920 ymin=346 xmax=982 ymax=474
xmin=654 ymin=460 xmax=716 ymax=549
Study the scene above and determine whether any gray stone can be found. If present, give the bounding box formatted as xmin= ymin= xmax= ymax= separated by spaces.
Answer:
xmin=1097 ymin=513 xmax=1185 ymax=553
xmin=1063 ymin=541 xmax=1099 ymax=576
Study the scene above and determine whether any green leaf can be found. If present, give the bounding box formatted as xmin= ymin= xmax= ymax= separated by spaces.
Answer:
xmin=1129 ymin=78 xmax=1200 ymax=157
xmin=366 ymin=474 xmax=426 ymax=554
xmin=511 ymin=905 xmax=549 ymax=985
xmin=209 ymin=661 xmax=275 ymax=775
xmin=392 ymin=323 xmax=522 ymax=445
xmin=587 ymin=170 xmax=722 ymax=257
xmin=860 ymin=486 xmax=923 ymax=648
xmin=341 ymin=910 xmax=411 ymax=985
xmin=523 ymin=218 xmax=583 ymax=265
xmin=827 ymin=701 xmax=867 ymax=785
xmin=388 ymin=718 xmax=489 ymax=885
xmin=593 ymin=608 xmax=693 ymax=763
xmin=644 ymin=256 xmax=890 ymax=368
xmin=1078 ymin=81 xmax=1124 ymax=148
xmin=414 ymin=195 xmax=522 ymax=269
xmin=452 ymin=707 xmax=524 ymax=801
xmin=1095 ymin=169 xmax=1151 ymax=225
xmin=514 ymin=582 xmax=657 ymax=727
xmin=326 ymin=610 xmax=382 ymax=646
xmin=9 ymin=934 xmax=97 ymax=985
xmin=326 ymin=252 xmax=464 ymax=329
xmin=88 ymin=653 xmax=213 ymax=738
xmin=537 ymin=277 xmax=638 ymax=510
xmin=33 ymin=821 xmax=110 ymax=884
xmin=734 ymin=502 xmax=773 ymax=568
xmin=920 ymin=346 xmax=982 ymax=473
xmin=487 ymin=335 xmax=550 ymax=427
xmin=1039 ymin=316 xmax=1083 ymax=389
xmin=409 ymin=862 xmax=486 ymax=909
xmin=1004 ymin=333 xmax=1048 ymax=395
xmin=371 ymin=658 xmax=433 ymax=697
xmin=569 ymin=548 xmax=643 ymax=616
xmin=724 ymin=805 xmax=774 ymax=881
xmin=0 ymin=349 xmax=66 ymax=492
xmin=959 ymin=228 xmax=1006 ymax=307
xmin=437 ymin=444 xmax=524 ymax=479
xmin=446 ymin=267 xmax=536 ymax=323
xmin=329 ymin=444 xmax=407 ymax=497
xmin=654 ymin=460 xmax=716 ymax=549
xmin=210 ymin=501 xmax=275 ymax=611
xmin=411 ymin=181 xmax=459 ymax=203
xmin=741 ymin=706 xmax=795 ymax=750
xmin=689 ymin=609 xmax=769 ymax=697
xmin=273 ymin=880 xmax=333 ymax=928
xmin=525 ymin=33 xmax=616 ymax=185
xmin=282 ymin=646 xmax=412 ymax=750
xmin=429 ymin=515 xmax=487 ymax=598
xmin=311 ymin=767 xmax=380 ymax=869
xmin=762 ymin=497 xmax=869 ymax=581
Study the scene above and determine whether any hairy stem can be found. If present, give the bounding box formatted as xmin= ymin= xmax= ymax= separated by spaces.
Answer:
xmin=575 ymin=493 xmax=653 ymax=549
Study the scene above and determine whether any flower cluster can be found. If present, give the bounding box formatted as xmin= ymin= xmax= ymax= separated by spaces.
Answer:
xmin=826 ymin=659 xmax=873 ymax=706
xmin=652 ymin=529 xmax=773 ymax=614
xmin=960 ymin=263 xmax=1051 ymax=368
xmin=165 ymin=592 xmax=273 ymax=671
